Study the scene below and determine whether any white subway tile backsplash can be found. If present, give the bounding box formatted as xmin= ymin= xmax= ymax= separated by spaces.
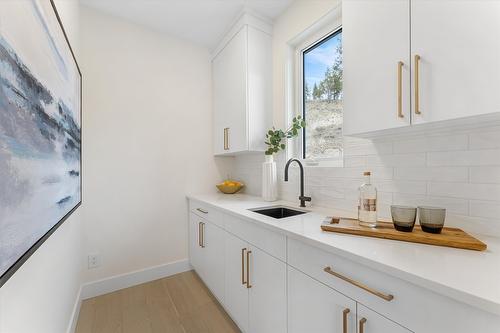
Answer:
xmin=343 ymin=156 xmax=366 ymax=167
xmin=322 ymin=166 xmax=393 ymax=180
xmin=343 ymin=140 xmax=393 ymax=156
xmin=230 ymin=126 xmax=500 ymax=236
xmin=309 ymin=186 xmax=345 ymax=201
xmin=392 ymin=193 xmax=469 ymax=215
xmin=366 ymin=153 xmax=427 ymax=167
xmin=307 ymin=176 xmax=346 ymax=188
xmin=394 ymin=167 xmax=468 ymax=182
xmin=427 ymin=149 xmax=500 ymax=166
xmin=393 ymin=134 xmax=468 ymax=153
xmin=469 ymin=129 xmax=500 ymax=150
xmin=469 ymin=166 xmax=500 ymax=184
xmin=344 ymin=179 xmax=426 ymax=195
xmin=469 ymin=200 xmax=500 ymax=219
xmin=428 ymin=182 xmax=500 ymax=201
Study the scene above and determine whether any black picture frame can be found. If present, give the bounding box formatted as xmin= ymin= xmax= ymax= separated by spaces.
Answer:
xmin=0 ymin=0 xmax=82 ymax=289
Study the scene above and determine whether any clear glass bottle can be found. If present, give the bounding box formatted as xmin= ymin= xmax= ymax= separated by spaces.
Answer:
xmin=358 ymin=171 xmax=378 ymax=227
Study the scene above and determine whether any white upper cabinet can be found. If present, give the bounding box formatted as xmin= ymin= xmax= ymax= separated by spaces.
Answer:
xmin=411 ymin=0 xmax=500 ymax=124
xmin=343 ymin=0 xmax=500 ymax=136
xmin=343 ymin=0 xmax=411 ymax=136
xmin=212 ymin=13 xmax=272 ymax=155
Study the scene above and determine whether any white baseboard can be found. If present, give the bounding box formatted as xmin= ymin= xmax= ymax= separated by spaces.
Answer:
xmin=67 ymin=285 xmax=83 ymax=333
xmin=81 ymin=259 xmax=191 ymax=300
xmin=66 ymin=259 xmax=191 ymax=332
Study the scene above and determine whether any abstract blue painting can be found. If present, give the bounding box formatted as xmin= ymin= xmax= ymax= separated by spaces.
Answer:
xmin=0 ymin=0 xmax=81 ymax=286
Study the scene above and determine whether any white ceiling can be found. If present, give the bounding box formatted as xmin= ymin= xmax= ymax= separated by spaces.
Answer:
xmin=80 ymin=0 xmax=293 ymax=49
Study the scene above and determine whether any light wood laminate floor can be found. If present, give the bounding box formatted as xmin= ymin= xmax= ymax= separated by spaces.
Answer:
xmin=75 ymin=270 xmax=240 ymax=333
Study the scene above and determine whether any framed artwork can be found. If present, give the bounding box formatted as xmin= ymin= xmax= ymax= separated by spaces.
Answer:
xmin=0 ymin=0 xmax=82 ymax=287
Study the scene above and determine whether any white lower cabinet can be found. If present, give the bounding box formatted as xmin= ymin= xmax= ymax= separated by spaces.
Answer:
xmin=288 ymin=266 xmax=356 ymax=333
xmin=357 ymin=304 xmax=411 ymax=333
xmin=225 ymin=231 xmax=250 ymax=331
xmin=248 ymin=246 xmax=287 ymax=333
xmin=203 ymin=220 xmax=225 ymax=302
xmin=224 ymin=230 xmax=287 ymax=333
xmin=188 ymin=213 xmax=204 ymax=277
xmin=188 ymin=212 xmax=225 ymax=303
xmin=189 ymin=201 xmax=500 ymax=333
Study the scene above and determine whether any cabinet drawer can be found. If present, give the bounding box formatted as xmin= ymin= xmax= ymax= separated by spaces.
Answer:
xmin=287 ymin=238 xmax=500 ymax=333
xmin=225 ymin=215 xmax=286 ymax=262
xmin=288 ymin=239 xmax=408 ymax=326
xmin=189 ymin=199 xmax=224 ymax=228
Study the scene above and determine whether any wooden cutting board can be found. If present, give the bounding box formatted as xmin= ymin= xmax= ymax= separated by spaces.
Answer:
xmin=321 ymin=218 xmax=487 ymax=251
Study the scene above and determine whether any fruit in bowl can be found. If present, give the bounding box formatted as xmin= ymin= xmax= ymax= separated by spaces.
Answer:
xmin=216 ymin=180 xmax=244 ymax=194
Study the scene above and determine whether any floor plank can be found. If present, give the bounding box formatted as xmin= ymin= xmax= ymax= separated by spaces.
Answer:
xmin=75 ymin=270 xmax=240 ymax=333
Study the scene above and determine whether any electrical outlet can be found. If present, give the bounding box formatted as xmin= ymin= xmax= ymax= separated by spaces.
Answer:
xmin=88 ymin=253 xmax=100 ymax=269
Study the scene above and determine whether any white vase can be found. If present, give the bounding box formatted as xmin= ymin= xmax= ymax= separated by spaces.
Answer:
xmin=262 ymin=155 xmax=277 ymax=201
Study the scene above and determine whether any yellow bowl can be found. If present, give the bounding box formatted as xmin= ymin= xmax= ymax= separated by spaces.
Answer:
xmin=216 ymin=183 xmax=244 ymax=194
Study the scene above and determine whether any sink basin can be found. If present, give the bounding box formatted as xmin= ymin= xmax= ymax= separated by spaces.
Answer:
xmin=249 ymin=206 xmax=307 ymax=219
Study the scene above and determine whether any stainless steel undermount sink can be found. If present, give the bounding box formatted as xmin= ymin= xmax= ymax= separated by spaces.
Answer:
xmin=249 ymin=206 xmax=308 ymax=219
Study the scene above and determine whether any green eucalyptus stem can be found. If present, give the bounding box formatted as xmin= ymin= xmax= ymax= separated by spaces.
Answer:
xmin=264 ymin=115 xmax=306 ymax=156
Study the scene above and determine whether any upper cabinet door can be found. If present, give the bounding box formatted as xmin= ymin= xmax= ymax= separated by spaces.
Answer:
xmin=343 ymin=0 xmax=411 ymax=136
xmin=411 ymin=0 xmax=500 ymax=124
xmin=213 ymin=27 xmax=248 ymax=155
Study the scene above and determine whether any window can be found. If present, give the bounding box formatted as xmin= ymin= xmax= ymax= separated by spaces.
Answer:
xmin=301 ymin=29 xmax=342 ymax=162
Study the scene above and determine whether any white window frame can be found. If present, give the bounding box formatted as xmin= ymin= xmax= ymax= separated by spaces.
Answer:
xmin=285 ymin=5 xmax=343 ymax=167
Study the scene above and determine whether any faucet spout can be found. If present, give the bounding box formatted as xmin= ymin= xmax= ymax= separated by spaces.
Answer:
xmin=284 ymin=158 xmax=311 ymax=207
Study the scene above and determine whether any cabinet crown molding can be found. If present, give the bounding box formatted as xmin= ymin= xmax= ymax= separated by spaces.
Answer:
xmin=211 ymin=12 xmax=273 ymax=60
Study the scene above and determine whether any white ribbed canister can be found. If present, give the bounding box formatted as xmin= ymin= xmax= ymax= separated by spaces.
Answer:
xmin=262 ymin=154 xmax=277 ymax=201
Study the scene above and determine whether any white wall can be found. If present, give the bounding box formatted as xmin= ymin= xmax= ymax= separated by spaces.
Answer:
xmin=231 ymin=0 xmax=500 ymax=238
xmin=80 ymin=6 xmax=231 ymax=283
xmin=0 ymin=1 xmax=83 ymax=333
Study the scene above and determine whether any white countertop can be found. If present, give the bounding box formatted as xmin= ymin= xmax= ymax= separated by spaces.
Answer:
xmin=188 ymin=193 xmax=500 ymax=316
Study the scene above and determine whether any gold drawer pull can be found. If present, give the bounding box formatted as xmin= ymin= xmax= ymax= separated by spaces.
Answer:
xmin=324 ymin=266 xmax=394 ymax=301
xmin=196 ymin=208 xmax=208 ymax=214
xmin=342 ymin=308 xmax=350 ymax=333
xmin=246 ymin=250 xmax=252 ymax=288
xmin=397 ymin=61 xmax=404 ymax=118
xmin=200 ymin=222 xmax=205 ymax=248
xmin=414 ymin=54 xmax=421 ymax=115
xmin=359 ymin=318 xmax=367 ymax=333
xmin=241 ymin=248 xmax=247 ymax=285
xmin=223 ymin=127 xmax=230 ymax=150
xmin=198 ymin=222 xmax=201 ymax=247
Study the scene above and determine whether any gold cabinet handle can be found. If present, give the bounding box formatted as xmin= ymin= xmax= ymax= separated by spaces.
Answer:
xmin=397 ymin=61 xmax=404 ymax=118
xmin=342 ymin=308 xmax=350 ymax=333
xmin=198 ymin=222 xmax=202 ymax=247
xmin=241 ymin=248 xmax=247 ymax=285
xmin=246 ymin=250 xmax=252 ymax=288
xmin=196 ymin=208 xmax=208 ymax=214
xmin=359 ymin=318 xmax=367 ymax=333
xmin=414 ymin=54 xmax=421 ymax=115
xmin=200 ymin=222 xmax=205 ymax=248
xmin=223 ymin=127 xmax=230 ymax=150
xmin=324 ymin=266 xmax=394 ymax=301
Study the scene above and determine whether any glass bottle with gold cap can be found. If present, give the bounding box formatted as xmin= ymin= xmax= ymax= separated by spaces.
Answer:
xmin=358 ymin=171 xmax=377 ymax=227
